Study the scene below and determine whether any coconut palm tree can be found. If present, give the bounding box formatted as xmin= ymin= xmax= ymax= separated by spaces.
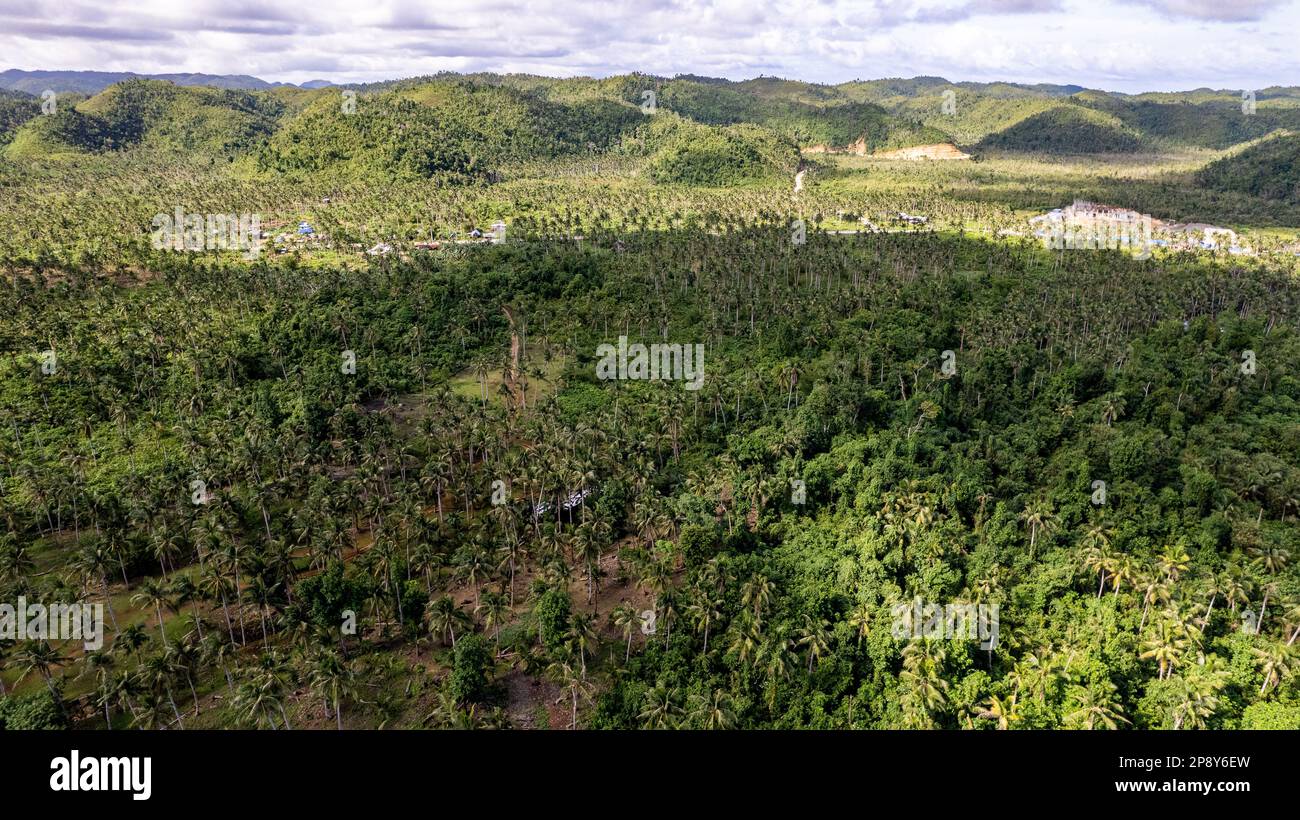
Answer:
xmin=1141 ymin=619 xmax=1188 ymax=680
xmin=638 ymin=682 xmax=682 ymax=729
xmin=546 ymin=656 xmax=592 ymax=730
xmin=611 ymin=604 xmax=640 ymax=663
xmin=687 ymin=689 xmax=737 ymax=729
xmin=305 ymin=648 xmax=353 ymax=730
xmin=131 ymin=577 xmax=176 ymax=648
xmin=475 ymin=589 xmax=510 ymax=653
xmin=974 ymin=692 xmax=1021 ymax=729
xmin=566 ymin=613 xmax=599 ymax=678
xmin=1063 ymin=680 xmax=1129 ymax=730
xmin=1253 ymin=641 xmax=1295 ymax=695
xmin=686 ymin=588 xmax=723 ymax=655
xmin=1019 ymin=498 xmax=1057 ymax=560
xmin=795 ymin=613 xmax=832 ymax=674
xmin=13 ymin=640 xmax=67 ymax=716
xmin=426 ymin=596 xmax=469 ymax=649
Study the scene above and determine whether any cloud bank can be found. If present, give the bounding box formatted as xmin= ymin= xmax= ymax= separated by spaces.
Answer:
xmin=2 ymin=0 xmax=1297 ymax=92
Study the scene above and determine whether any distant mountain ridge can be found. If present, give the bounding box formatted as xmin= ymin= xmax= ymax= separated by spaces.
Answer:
xmin=8 ymin=68 xmax=1300 ymax=100
xmin=0 ymin=69 xmax=325 ymax=95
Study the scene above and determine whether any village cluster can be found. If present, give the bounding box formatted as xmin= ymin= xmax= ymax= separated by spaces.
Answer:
xmin=253 ymin=211 xmax=509 ymax=258
xmin=149 ymin=198 xmax=1289 ymax=263
xmin=1030 ymin=200 xmax=1250 ymax=255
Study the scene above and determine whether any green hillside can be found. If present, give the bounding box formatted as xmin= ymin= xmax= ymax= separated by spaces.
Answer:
xmin=897 ymin=94 xmax=1064 ymax=146
xmin=636 ymin=114 xmax=801 ymax=185
xmin=415 ymin=72 xmax=949 ymax=152
xmin=4 ymin=79 xmax=282 ymax=158
xmin=0 ymin=90 xmax=40 ymax=147
xmin=976 ymin=104 xmax=1143 ymax=154
xmin=1076 ymin=94 xmax=1297 ymax=149
xmin=256 ymin=80 xmax=645 ymax=182
xmin=1196 ymin=132 xmax=1300 ymax=204
xmin=654 ymin=78 xmax=944 ymax=149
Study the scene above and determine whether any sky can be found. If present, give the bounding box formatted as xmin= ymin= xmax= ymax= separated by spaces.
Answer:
xmin=3 ymin=0 xmax=1300 ymax=92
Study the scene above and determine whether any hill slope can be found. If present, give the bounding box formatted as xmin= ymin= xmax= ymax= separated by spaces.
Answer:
xmin=634 ymin=114 xmax=801 ymax=185
xmin=976 ymin=104 xmax=1143 ymax=153
xmin=255 ymin=80 xmax=646 ymax=182
xmin=4 ymin=79 xmax=282 ymax=158
xmin=1196 ymin=132 xmax=1300 ymax=204
xmin=0 ymin=89 xmax=40 ymax=147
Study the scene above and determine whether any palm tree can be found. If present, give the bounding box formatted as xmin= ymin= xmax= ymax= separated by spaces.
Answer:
xmin=686 ymin=589 xmax=723 ymax=655
xmin=760 ymin=629 xmax=795 ymax=710
xmin=1140 ymin=620 xmax=1188 ymax=680
xmin=1100 ymin=392 xmax=1125 ymax=426
xmin=740 ymin=573 xmax=775 ymax=626
xmin=170 ymin=574 xmax=206 ymax=641
xmin=306 ymin=648 xmax=353 ymax=730
xmin=1169 ymin=664 xmax=1226 ymax=729
xmin=899 ymin=641 xmax=949 ymax=728
xmin=687 ymin=689 xmax=737 ymax=729
xmin=168 ymin=641 xmax=204 ymax=716
xmin=638 ymin=682 xmax=682 ymax=729
xmin=847 ymin=601 xmax=873 ymax=647
xmin=1110 ymin=554 xmax=1136 ymax=598
xmin=566 ymin=613 xmax=599 ymax=678
xmin=1063 ymin=680 xmax=1129 ymax=730
xmin=475 ymin=589 xmax=510 ymax=653
xmin=1158 ymin=543 xmax=1191 ymax=582
xmin=131 ymin=578 xmax=175 ymax=648
xmin=611 ymin=604 xmax=640 ymax=663
xmin=140 ymin=652 xmax=185 ymax=727
xmin=14 ymin=640 xmax=67 ymax=715
xmin=1019 ymin=498 xmax=1057 ymax=559
xmin=1080 ymin=542 xmax=1114 ymax=598
xmin=81 ymin=650 xmax=117 ymax=726
xmin=1253 ymin=641 xmax=1295 ymax=695
xmin=232 ymin=651 xmax=294 ymax=729
xmin=973 ymin=692 xmax=1021 ymax=729
xmin=795 ymin=613 xmax=831 ymax=674
xmin=546 ymin=656 xmax=592 ymax=730
xmin=426 ymin=596 xmax=468 ymax=649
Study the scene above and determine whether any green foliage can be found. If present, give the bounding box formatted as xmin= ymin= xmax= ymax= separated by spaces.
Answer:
xmin=0 ymin=689 xmax=68 ymax=730
xmin=0 ymin=90 xmax=40 ymax=147
xmin=293 ymin=564 xmax=371 ymax=633
xmin=640 ymin=115 xmax=800 ymax=185
xmin=2 ymin=70 xmax=1300 ymax=732
xmin=976 ymin=104 xmax=1143 ymax=154
xmin=1196 ymin=133 xmax=1300 ymax=205
xmin=535 ymin=588 xmax=572 ymax=651
xmin=657 ymin=78 xmax=945 ymax=148
xmin=450 ymin=633 xmax=492 ymax=704
xmin=257 ymin=80 xmax=643 ymax=183
xmin=10 ymin=79 xmax=280 ymax=157
xmin=679 ymin=524 xmax=722 ymax=568
xmin=1240 ymin=700 xmax=1300 ymax=729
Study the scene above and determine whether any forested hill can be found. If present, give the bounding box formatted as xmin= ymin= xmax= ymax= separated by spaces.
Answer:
xmin=10 ymin=71 xmax=1300 ymax=172
xmin=1197 ymin=132 xmax=1300 ymax=205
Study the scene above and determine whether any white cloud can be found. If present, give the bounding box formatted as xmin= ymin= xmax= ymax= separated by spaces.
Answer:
xmin=0 ymin=0 xmax=1297 ymax=91
xmin=1122 ymin=0 xmax=1288 ymax=21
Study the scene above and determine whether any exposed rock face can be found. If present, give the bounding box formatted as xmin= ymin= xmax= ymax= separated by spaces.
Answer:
xmin=873 ymin=143 xmax=972 ymax=160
